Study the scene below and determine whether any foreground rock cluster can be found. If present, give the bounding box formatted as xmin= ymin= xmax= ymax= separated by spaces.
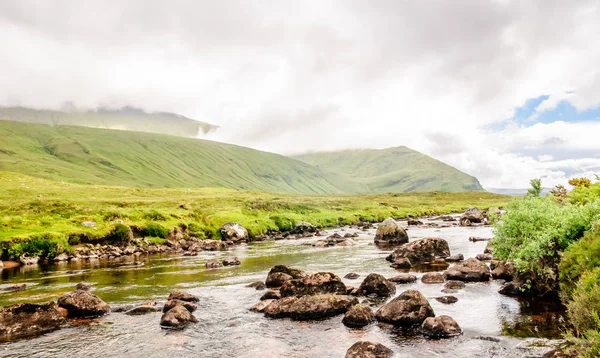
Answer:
xmin=159 ymin=290 xmax=199 ymax=329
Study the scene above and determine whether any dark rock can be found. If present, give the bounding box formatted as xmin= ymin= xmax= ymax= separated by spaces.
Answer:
xmin=205 ymin=259 xmax=223 ymax=269
xmin=111 ymin=304 xmax=135 ymax=313
xmin=498 ymin=281 xmax=523 ymax=296
xmin=388 ymin=274 xmax=417 ymax=284
xmin=0 ymin=302 xmax=66 ymax=341
xmin=407 ymin=219 xmax=423 ymax=226
xmin=435 ymin=296 xmax=458 ymax=304
xmin=2 ymin=283 xmax=26 ymax=292
xmin=476 ymin=253 xmax=494 ymax=261
xmin=267 ymin=265 xmax=307 ymax=279
xmin=374 ymin=218 xmax=408 ymax=246
xmin=289 ymin=294 xmax=358 ymax=320
xmin=445 ymin=254 xmax=464 ymax=262
xmin=125 ymin=306 xmax=162 ymax=315
xmin=421 ymin=272 xmax=445 ymax=284
xmin=345 ymin=341 xmax=393 ymax=358
xmin=421 ymin=315 xmax=462 ymax=338
xmin=263 ymin=297 xmax=298 ymax=318
xmin=57 ymin=290 xmax=110 ymax=318
xmin=293 ymin=221 xmax=317 ymax=235
xmin=386 ymin=237 xmax=450 ymax=263
xmin=219 ymin=222 xmax=248 ymax=242
xmin=222 ymin=257 xmax=241 ymax=266
xmin=280 ymin=272 xmax=346 ymax=297
xmin=344 ymin=273 xmax=360 ymax=279
xmin=484 ymin=244 xmax=493 ymax=254
xmin=461 ymin=207 xmax=485 ymax=223
xmin=160 ymin=305 xmax=198 ymax=329
xmin=163 ymin=299 xmax=197 ymax=313
xmin=75 ymin=283 xmax=91 ymax=291
xmin=167 ymin=290 xmax=199 ymax=302
xmin=249 ymin=299 xmax=275 ymax=313
xmin=444 ymin=280 xmax=465 ymax=290
xmin=469 ymin=237 xmax=491 ymax=242
xmin=444 ymin=258 xmax=491 ymax=282
xmin=265 ymin=272 xmax=294 ymax=288
xmin=491 ymin=261 xmax=516 ymax=281
xmin=375 ymin=290 xmax=435 ymax=327
xmin=246 ymin=281 xmax=266 ymax=290
xmin=260 ymin=290 xmax=281 ymax=300
xmin=342 ymin=304 xmax=374 ymax=328
xmin=390 ymin=257 xmax=412 ymax=269
xmin=357 ymin=274 xmax=396 ymax=297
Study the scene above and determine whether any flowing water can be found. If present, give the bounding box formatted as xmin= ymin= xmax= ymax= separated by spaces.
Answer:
xmin=0 ymin=217 xmax=564 ymax=357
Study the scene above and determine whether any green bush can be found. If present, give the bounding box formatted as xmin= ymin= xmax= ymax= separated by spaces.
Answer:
xmin=7 ymin=235 xmax=72 ymax=258
xmin=106 ymin=224 xmax=131 ymax=244
xmin=147 ymin=237 xmax=166 ymax=245
xmin=270 ymin=214 xmax=295 ymax=231
xmin=560 ymin=224 xmax=600 ymax=299
xmin=143 ymin=223 xmax=168 ymax=239
xmin=143 ymin=210 xmax=167 ymax=221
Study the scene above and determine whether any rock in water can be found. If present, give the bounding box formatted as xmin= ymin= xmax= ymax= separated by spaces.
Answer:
xmin=435 ymin=296 xmax=458 ymax=304
xmin=246 ymin=281 xmax=266 ymax=290
xmin=75 ymin=283 xmax=92 ymax=291
xmin=444 ymin=258 xmax=491 ymax=282
xmin=444 ymin=280 xmax=466 ymax=290
xmin=260 ymin=290 xmax=281 ymax=300
xmin=125 ymin=306 xmax=162 ymax=315
xmin=266 ymin=272 xmax=293 ymax=288
xmin=280 ymin=272 xmax=346 ymax=297
xmin=345 ymin=341 xmax=393 ymax=358
xmin=421 ymin=272 xmax=445 ymax=284
xmin=167 ymin=290 xmax=199 ymax=302
xmin=344 ymin=273 xmax=360 ymax=279
xmin=390 ymin=257 xmax=412 ymax=269
xmin=388 ymin=274 xmax=417 ymax=284
xmin=19 ymin=254 xmax=39 ymax=265
xmin=205 ymin=259 xmax=223 ymax=269
xmin=265 ymin=265 xmax=307 ymax=287
xmin=249 ymin=299 xmax=275 ymax=313
xmin=421 ymin=315 xmax=462 ymax=338
xmin=386 ymin=237 xmax=451 ymax=263
xmin=476 ymin=253 xmax=494 ymax=261
xmin=57 ymin=290 xmax=110 ymax=318
xmin=461 ymin=207 xmax=485 ymax=223
xmin=491 ymin=261 xmax=516 ymax=281
xmin=374 ymin=218 xmax=408 ymax=246
xmin=445 ymin=254 xmax=464 ymax=262
xmin=222 ymin=257 xmax=241 ymax=266
xmin=160 ymin=305 xmax=198 ymax=329
xmin=292 ymin=221 xmax=317 ymax=235
xmin=263 ymin=297 xmax=298 ymax=318
xmin=342 ymin=304 xmax=374 ymax=328
xmin=219 ymin=222 xmax=249 ymax=243
xmin=0 ymin=302 xmax=66 ymax=341
xmin=163 ymin=299 xmax=197 ymax=313
xmin=375 ymin=290 xmax=434 ymax=327
xmin=357 ymin=274 xmax=396 ymax=297
xmin=288 ymin=294 xmax=358 ymax=320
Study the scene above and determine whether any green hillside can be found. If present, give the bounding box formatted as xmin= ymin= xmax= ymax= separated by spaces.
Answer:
xmin=0 ymin=121 xmax=362 ymax=193
xmin=0 ymin=106 xmax=218 ymax=138
xmin=294 ymin=147 xmax=484 ymax=193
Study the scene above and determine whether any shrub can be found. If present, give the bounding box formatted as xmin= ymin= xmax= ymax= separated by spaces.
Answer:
xmin=7 ymin=235 xmax=72 ymax=259
xmin=143 ymin=210 xmax=167 ymax=221
xmin=147 ymin=237 xmax=166 ymax=245
xmin=270 ymin=214 xmax=295 ymax=231
xmin=560 ymin=224 xmax=600 ymax=299
xmin=106 ymin=224 xmax=131 ymax=244
xmin=143 ymin=223 xmax=168 ymax=239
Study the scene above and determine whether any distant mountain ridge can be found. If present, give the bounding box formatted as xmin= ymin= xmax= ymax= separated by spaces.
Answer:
xmin=294 ymin=147 xmax=484 ymax=193
xmin=0 ymin=106 xmax=217 ymax=138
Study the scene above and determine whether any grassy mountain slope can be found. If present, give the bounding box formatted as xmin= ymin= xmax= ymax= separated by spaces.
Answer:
xmin=0 ymin=106 xmax=218 ymax=138
xmin=0 ymin=121 xmax=363 ymax=193
xmin=294 ymin=147 xmax=484 ymax=193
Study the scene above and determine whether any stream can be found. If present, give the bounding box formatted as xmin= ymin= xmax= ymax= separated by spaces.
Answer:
xmin=0 ymin=217 xmax=564 ymax=357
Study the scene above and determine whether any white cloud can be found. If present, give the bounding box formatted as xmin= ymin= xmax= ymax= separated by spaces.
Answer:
xmin=0 ymin=0 xmax=599 ymax=189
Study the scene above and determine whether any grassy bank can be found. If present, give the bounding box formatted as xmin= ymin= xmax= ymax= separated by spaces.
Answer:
xmin=0 ymin=171 xmax=509 ymax=259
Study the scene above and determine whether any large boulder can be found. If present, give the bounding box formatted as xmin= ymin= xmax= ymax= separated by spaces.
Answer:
xmin=421 ymin=315 xmax=462 ymax=338
xmin=219 ymin=222 xmax=248 ymax=242
xmin=260 ymin=290 xmax=281 ymax=300
xmin=267 ymin=265 xmax=307 ymax=279
xmin=461 ymin=207 xmax=485 ymax=223
xmin=288 ymin=294 xmax=358 ymax=320
xmin=263 ymin=296 xmax=298 ymax=318
xmin=163 ymin=299 xmax=197 ymax=313
xmin=249 ymin=299 xmax=275 ymax=313
xmin=388 ymin=274 xmax=417 ymax=284
xmin=345 ymin=341 xmax=393 ymax=358
xmin=160 ymin=305 xmax=198 ymax=329
xmin=491 ymin=261 xmax=516 ymax=281
xmin=57 ymin=290 xmax=110 ymax=318
xmin=342 ymin=304 xmax=374 ymax=328
xmin=19 ymin=254 xmax=39 ymax=265
xmin=444 ymin=258 xmax=491 ymax=282
xmin=205 ymin=259 xmax=223 ymax=269
xmin=292 ymin=221 xmax=317 ymax=235
xmin=266 ymin=272 xmax=294 ymax=288
xmin=375 ymin=290 xmax=435 ymax=327
xmin=386 ymin=237 xmax=451 ymax=263
xmin=280 ymin=272 xmax=346 ymax=297
xmin=0 ymin=302 xmax=66 ymax=341
xmin=374 ymin=218 xmax=408 ymax=246
xmin=222 ymin=257 xmax=241 ymax=266
xmin=421 ymin=272 xmax=445 ymax=284
xmin=356 ymin=274 xmax=396 ymax=297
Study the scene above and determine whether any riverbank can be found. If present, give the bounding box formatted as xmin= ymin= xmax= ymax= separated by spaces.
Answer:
xmin=0 ymin=171 xmax=509 ymax=261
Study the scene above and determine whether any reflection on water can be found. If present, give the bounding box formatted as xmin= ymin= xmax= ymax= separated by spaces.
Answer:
xmin=0 ymin=219 xmax=563 ymax=357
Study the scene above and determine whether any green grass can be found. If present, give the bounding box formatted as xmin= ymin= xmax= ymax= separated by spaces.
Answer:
xmin=294 ymin=147 xmax=484 ymax=193
xmin=0 ymin=171 xmax=510 ymax=257
xmin=0 ymin=120 xmax=363 ymax=194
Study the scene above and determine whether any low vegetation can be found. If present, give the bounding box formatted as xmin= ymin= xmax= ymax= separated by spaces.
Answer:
xmin=0 ymin=171 xmax=509 ymax=260
xmin=491 ymin=177 xmax=600 ymax=356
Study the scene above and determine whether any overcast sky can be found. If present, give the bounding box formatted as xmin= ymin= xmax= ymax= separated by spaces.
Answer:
xmin=1 ymin=0 xmax=599 ymax=189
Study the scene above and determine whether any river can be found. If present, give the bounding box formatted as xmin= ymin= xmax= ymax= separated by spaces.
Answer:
xmin=0 ymin=216 xmax=564 ymax=357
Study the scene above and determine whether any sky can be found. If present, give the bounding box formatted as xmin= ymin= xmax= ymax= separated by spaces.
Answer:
xmin=1 ymin=0 xmax=599 ymax=189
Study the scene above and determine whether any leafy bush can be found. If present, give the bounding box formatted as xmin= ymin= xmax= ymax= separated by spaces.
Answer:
xmin=143 ymin=210 xmax=167 ymax=221
xmin=106 ymin=223 xmax=131 ymax=244
xmin=270 ymin=214 xmax=295 ymax=231
xmin=143 ymin=223 xmax=168 ymax=239
xmin=147 ymin=237 xmax=166 ymax=245
xmin=7 ymin=235 xmax=72 ymax=258
xmin=560 ymin=224 xmax=600 ymax=299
